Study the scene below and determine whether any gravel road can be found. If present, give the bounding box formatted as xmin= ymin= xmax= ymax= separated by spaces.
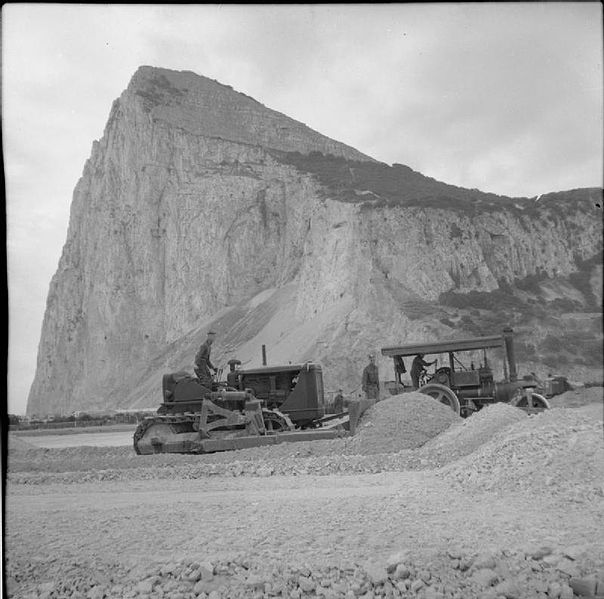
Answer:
xmin=5 ymin=390 xmax=604 ymax=599
xmin=19 ymin=430 xmax=134 ymax=449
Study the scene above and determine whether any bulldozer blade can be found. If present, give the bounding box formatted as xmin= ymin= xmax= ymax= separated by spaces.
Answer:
xmin=199 ymin=428 xmax=348 ymax=453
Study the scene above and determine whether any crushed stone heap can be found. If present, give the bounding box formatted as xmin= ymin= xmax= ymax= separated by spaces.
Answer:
xmin=443 ymin=406 xmax=604 ymax=496
xmin=417 ymin=402 xmax=528 ymax=468
xmin=345 ymin=393 xmax=461 ymax=455
xmin=548 ymin=386 xmax=604 ymax=408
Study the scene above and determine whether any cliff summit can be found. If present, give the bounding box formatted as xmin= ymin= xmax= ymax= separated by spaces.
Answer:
xmin=126 ymin=65 xmax=375 ymax=161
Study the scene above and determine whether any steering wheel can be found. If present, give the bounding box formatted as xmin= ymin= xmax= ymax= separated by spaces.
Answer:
xmin=433 ymin=367 xmax=452 ymax=386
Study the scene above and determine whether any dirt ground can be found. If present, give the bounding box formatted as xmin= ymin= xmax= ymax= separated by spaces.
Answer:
xmin=4 ymin=389 xmax=604 ymax=599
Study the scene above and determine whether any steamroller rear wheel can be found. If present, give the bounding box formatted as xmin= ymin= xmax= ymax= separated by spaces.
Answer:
xmin=262 ymin=409 xmax=295 ymax=433
xmin=418 ymin=383 xmax=461 ymax=415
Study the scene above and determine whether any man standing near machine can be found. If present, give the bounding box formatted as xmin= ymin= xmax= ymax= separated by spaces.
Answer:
xmin=362 ymin=354 xmax=380 ymax=400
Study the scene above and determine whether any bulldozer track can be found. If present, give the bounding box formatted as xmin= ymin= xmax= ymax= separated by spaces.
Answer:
xmin=133 ymin=414 xmax=198 ymax=455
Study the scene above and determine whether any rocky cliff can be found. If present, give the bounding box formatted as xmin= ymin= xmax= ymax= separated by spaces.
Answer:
xmin=27 ymin=66 xmax=603 ymax=416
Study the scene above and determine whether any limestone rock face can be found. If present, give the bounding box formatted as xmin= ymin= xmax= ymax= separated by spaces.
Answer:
xmin=27 ymin=66 xmax=603 ymax=416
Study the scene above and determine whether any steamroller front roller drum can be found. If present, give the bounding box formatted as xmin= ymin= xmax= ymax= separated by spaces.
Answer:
xmin=418 ymin=383 xmax=461 ymax=415
xmin=510 ymin=390 xmax=550 ymax=410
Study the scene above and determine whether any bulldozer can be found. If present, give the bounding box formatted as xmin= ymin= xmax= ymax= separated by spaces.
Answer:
xmin=133 ymin=362 xmax=348 ymax=455
xmin=381 ymin=327 xmax=551 ymax=417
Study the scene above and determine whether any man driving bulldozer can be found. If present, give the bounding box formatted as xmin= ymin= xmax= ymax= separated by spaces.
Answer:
xmin=194 ymin=330 xmax=217 ymax=389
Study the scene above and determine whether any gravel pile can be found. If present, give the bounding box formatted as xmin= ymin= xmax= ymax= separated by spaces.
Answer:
xmin=415 ymin=403 xmax=528 ymax=468
xmin=443 ymin=407 xmax=604 ymax=496
xmin=548 ymin=386 xmax=603 ymax=408
xmin=346 ymin=393 xmax=461 ymax=454
xmin=8 ymin=544 xmax=603 ymax=599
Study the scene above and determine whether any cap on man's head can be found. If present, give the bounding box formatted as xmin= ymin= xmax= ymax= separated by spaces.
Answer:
xmin=368 ymin=353 xmax=375 ymax=359
xmin=207 ymin=330 xmax=216 ymax=336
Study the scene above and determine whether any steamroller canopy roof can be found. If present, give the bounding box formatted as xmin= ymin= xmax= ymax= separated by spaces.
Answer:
xmin=381 ymin=334 xmax=505 ymax=358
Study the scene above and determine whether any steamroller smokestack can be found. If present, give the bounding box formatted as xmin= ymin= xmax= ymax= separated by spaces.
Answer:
xmin=262 ymin=345 xmax=267 ymax=366
xmin=503 ymin=327 xmax=518 ymax=382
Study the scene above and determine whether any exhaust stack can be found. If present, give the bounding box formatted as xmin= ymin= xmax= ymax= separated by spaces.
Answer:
xmin=502 ymin=327 xmax=518 ymax=382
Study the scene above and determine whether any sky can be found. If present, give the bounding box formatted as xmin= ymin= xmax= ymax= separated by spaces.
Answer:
xmin=3 ymin=3 xmax=603 ymax=415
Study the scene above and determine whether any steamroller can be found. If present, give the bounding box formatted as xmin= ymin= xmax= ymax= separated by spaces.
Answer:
xmin=382 ymin=327 xmax=550 ymax=418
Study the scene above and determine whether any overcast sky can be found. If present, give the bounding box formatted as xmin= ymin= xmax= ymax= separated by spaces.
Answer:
xmin=3 ymin=3 xmax=603 ymax=415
